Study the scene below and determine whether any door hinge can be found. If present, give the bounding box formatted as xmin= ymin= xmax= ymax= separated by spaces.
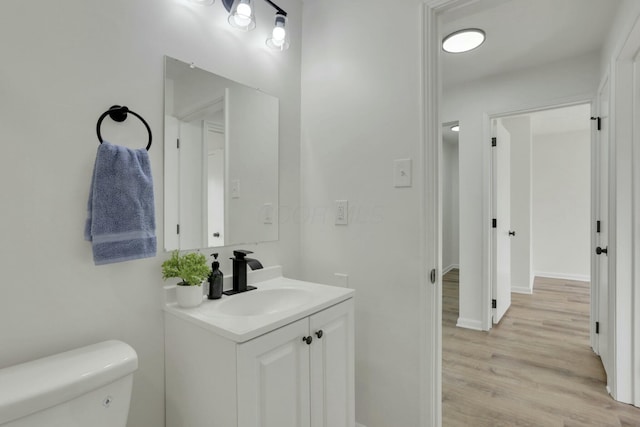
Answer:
xmin=430 ymin=269 xmax=436 ymax=284
xmin=596 ymin=220 xmax=601 ymax=233
xmin=176 ymin=224 xmax=180 ymax=235
xmin=596 ymin=321 xmax=600 ymax=334
xmin=591 ymin=116 xmax=601 ymax=131
xmin=492 ymin=299 xmax=497 ymax=309
xmin=491 ymin=137 xmax=497 ymax=147
xmin=177 ymin=138 xmax=180 ymax=149
xmin=492 ymin=218 xmax=497 ymax=228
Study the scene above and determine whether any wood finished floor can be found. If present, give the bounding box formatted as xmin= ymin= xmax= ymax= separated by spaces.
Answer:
xmin=442 ymin=269 xmax=640 ymax=427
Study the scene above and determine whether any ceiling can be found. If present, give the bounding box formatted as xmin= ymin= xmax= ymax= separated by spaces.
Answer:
xmin=441 ymin=0 xmax=621 ymax=88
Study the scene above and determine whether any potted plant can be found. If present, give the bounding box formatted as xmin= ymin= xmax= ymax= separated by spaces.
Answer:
xmin=162 ymin=250 xmax=211 ymax=308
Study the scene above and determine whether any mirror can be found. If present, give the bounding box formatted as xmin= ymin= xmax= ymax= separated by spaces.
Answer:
xmin=164 ymin=56 xmax=279 ymax=250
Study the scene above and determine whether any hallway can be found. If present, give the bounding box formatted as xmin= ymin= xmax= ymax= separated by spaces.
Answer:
xmin=442 ymin=270 xmax=640 ymax=426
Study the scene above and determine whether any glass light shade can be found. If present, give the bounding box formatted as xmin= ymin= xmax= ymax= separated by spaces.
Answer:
xmin=228 ymin=0 xmax=255 ymax=31
xmin=442 ymin=29 xmax=485 ymax=53
xmin=187 ymin=0 xmax=215 ymax=5
xmin=266 ymin=14 xmax=290 ymax=51
xmin=451 ymin=125 xmax=460 ymax=132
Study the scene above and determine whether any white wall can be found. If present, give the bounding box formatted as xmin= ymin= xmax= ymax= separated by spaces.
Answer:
xmin=442 ymin=138 xmax=460 ymax=272
xmin=300 ymin=0 xmax=424 ymax=425
xmin=532 ymin=130 xmax=591 ymax=281
xmin=443 ymin=51 xmax=601 ymax=328
xmin=502 ymin=117 xmax=533 ymax=294
xmin=0 ymin=1 xmax=301 ymax=426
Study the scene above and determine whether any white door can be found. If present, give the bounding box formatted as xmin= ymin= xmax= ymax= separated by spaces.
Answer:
xmin=207 ymin=148 xmax=225 ymax=247
xmin=492 ymin=119 xmax=512 ymax=324
xmin=596 ymin=79 xmax=610 ymax=376
xmin=178 ymin=120 xmax=206 ymax=249
xmin=309 ymin=300 xmax=355 ymax=427
xmin=237 ymin=318 xmax=311 ymax=427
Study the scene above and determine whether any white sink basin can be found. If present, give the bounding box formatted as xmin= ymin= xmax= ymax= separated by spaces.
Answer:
xmin=215 ymin=288 xmax=315 ymax=316
xmin=164 ymin=270 xmax=354 ymax=343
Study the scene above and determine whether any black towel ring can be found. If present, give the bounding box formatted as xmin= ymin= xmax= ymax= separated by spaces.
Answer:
xmin=96 ymin=105 xmax=152 ymax=151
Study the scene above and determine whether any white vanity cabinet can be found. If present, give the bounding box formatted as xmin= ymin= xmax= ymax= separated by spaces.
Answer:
xmin=165 ymin=296 xmax=354 ymax=427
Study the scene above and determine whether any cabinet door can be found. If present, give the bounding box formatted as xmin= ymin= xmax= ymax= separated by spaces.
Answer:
xmin=309 ymin=299 xmax=355 ymax=427
xmin=237 ymin=318 xmax=311 ymax=427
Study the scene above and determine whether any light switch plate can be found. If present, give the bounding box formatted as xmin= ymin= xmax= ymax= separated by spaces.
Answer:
xmin=231 ymin=179 xmax=240 ymax=199
xmin=335 ymin=200 xmax=348 ymax=225
xmin=394 ymin=158 xmax=412 ymax=187
xmin=263 ymin=203 xmax=273 ymax=224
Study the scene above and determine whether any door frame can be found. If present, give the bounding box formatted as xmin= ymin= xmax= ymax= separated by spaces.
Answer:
xmin=606 ymin=10 xmax=640 ymax=405
xmin=480 ymin=101 xmax=594 ymax=330
xmin=591 ymin=75 xmax=606 ymax=358
xmin=421 ymin=1 xmax=614 ymax=425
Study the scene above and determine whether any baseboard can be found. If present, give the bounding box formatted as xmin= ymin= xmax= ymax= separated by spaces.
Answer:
xmin=456 ymin=317 xmax=483 ymax=331
xmin=511 ymin=284 xmax=533 ymax=295
xmin=534 ymin=271 xmax=590 ymax=282
xmin=443 ymin=264 xmax=459 ymax=275
xmin=356 ymin=423 xmax=367 ymax=427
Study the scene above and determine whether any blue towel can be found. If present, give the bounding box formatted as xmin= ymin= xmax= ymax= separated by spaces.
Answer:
xmin=84 ymin=141 xmax=157 ymax=265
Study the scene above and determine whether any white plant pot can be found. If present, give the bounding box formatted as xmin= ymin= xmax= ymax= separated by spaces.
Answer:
xmin=176 ymin=283 xmax=204 ymax=308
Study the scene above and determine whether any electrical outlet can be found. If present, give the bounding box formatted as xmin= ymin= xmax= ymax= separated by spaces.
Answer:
xmin=335 ymin=273 xmax=349 ymax=288
xmin=335 ymin=200 xmax=348 ymax=225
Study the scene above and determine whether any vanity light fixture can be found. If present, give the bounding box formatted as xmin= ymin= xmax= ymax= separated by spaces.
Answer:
xmin=227 ymin=0 xmax=256 ymax=31
xmin=442 ymin=28 xmax=485 ymax=53
xmin=451 ymin=125 xmax=460 ymax=132
xmin=266 ymin=13 xmax=289 ymax=50
xmin=214 ymin=0 xmax=290 ymax=50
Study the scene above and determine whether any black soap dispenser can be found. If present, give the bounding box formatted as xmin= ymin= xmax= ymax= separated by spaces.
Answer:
xmin=208 ymin=253 xmax=223 ymax=300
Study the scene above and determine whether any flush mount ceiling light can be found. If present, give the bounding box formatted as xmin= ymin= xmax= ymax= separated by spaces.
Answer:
xmin=442 ymin=29 xmax=485 ymax=53
xmin=451 ymin=125 xmax=460 ymax=132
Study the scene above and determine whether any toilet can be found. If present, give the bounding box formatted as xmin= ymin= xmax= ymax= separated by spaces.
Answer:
xmin=0 ymin=340 xmax=138 ymax=427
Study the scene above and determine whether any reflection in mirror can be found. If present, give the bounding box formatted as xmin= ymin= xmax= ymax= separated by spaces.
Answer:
xmin=164 ymin=56 xmax=279 ymax=250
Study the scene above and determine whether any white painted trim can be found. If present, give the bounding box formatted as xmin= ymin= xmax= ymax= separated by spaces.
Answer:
xmin=590 ymin=92 xmax=600 ymax=354
xmin=633 ymin=42 xmax=640 ymax=411
xmin=442 ymin=264 xmax=459 ymax=275
xmin=511 ymin=285 xmax=532 ymax=295
xmin=420 ymin=3 xmax=442 ymax=427
xmin=608 ymin=11 xmax=640 ymax=405
xmin=356 ymin=423 xmax=367 ymax=427
xmin=456 ymin=317 xmax=484 ymax=331
xmin=533 ymin=272 xmax=591 ymax=283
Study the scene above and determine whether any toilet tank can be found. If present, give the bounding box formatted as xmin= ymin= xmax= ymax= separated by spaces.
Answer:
xmin=0 ymin=340 xmax=138 ymax=427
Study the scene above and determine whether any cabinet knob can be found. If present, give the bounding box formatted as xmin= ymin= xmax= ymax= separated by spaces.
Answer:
xmin=315 ymin=330 xmax=323 ymax=339
xmin=302 ymin=336 xmax=313 ymax=345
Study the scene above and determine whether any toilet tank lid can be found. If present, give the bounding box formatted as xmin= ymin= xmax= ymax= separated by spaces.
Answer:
xmin=0 ymin=340 xmax=138 ymax=425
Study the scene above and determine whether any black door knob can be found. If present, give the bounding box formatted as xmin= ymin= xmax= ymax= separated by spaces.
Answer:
xmin=315 ymin=330 xmax=324 ymax=339
xmin=508 ymin=231 xmax=516 ymax=236
xmin=302 ymin=336 xmax=313 ymax=345
xmin=596 ymin=246 xmax=608 ymax=255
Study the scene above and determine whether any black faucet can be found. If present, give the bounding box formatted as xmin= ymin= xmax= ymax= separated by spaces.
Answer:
xmin=223 ymin=250 xmax=262 ymax=295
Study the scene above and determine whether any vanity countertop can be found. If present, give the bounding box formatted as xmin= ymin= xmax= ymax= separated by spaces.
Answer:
xmin=163 ymin=272 xmax=354 ymax=343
